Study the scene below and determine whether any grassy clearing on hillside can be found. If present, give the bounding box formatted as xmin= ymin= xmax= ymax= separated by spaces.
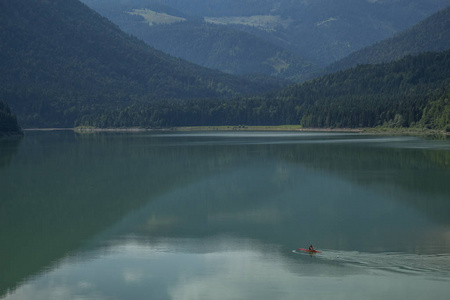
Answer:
xmin=205 ymin=15 xmax=292 ymax=32
xmin=265 ymin=55 xmax=290 ymax=73
xmin=128 ymin=9 xmax=186 ymax=26
xmin=316 ymin=18 xmax=338 ymax=27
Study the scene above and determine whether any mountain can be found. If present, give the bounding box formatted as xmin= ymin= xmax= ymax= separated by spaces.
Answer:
xmin=0 ymin=0 xmax=284 ymax=128
xmin=80 ymin=0 xmax=321 ymax=82
xmin=328 ymin=6 xmax=450 ymax=72
xmin=80 ymin=49 xmax=450 ymax=131
xmin=277 ymin=49 xmax=450 ymax=129
xmin=82 ymin=0 xmax=450 ymax=73
xmin=115 ymin=20 xmax=320 ymax=82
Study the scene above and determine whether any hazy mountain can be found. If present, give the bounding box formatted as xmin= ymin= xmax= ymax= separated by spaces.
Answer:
xmin=328 ymin=5 xmax=450 ymax=72
xmin=0 ymin=0 xmax=284 ymax=128
xmin=80 ymin=0 xmax=321 ymax=82
xmin=82 ymin=0 xmax=450 ymax=74
xmin=125 ymin=20 xmax=322 ymax=82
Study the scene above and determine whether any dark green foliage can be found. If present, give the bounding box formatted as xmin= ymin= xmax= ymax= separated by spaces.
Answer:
xmin=285 ymin=51 xmax=450 ymax=99
xmin=0 ymin=101 xmax=22 ymax=135
xmin=0 ymin=0 xmax=283 ymax=128
xmin=76 ymin=97 xmax=299 ymax=128
xmin=420 ymin=89 xmax=450 ymax=131
xmin=79 ymin=50 xmax=450 ymax=130
xmin=279 ymin=50 xmax=450 ymax=129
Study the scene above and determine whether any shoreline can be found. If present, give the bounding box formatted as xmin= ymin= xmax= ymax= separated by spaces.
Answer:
xmin=21 ymin=126 xmax=449 ymax=136
xmin=66 ymin=125 xmax=365 ymax=133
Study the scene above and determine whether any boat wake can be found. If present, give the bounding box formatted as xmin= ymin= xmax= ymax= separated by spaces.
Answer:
xmin=293 ymin=249 xmax=450 ymax=278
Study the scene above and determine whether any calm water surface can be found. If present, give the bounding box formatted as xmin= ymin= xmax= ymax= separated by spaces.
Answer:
xmin=1 ymin=131 xmax=449 ymax=299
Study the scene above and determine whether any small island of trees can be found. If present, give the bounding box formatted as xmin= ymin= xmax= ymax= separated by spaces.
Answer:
xmin=0 ymin=101 xmax=23 ymax=136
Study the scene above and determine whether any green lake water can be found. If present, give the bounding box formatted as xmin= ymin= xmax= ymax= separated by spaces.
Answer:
xmin=1 ymin=131 xmax=449 ymax=299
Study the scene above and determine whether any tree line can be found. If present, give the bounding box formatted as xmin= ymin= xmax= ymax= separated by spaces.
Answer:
xmin=78 ymin=50 xmax=450 ymax=131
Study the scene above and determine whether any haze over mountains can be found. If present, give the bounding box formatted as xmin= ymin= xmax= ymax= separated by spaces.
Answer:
xmin=82 ymin=0 xmax=450 ymax=80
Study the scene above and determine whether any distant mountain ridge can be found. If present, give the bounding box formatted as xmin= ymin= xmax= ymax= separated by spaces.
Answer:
xmin=328 ymin=5 xmax=450 ymax=72
xmin=123 ymin=20 xmax=321 ymax=82
xmin=82 ymin=0 xmax=450 ymax=78
xmin=80 ymin=0 xmax=321 ymax=81
xmin=0 ymin=0 xmax=285 ymax=128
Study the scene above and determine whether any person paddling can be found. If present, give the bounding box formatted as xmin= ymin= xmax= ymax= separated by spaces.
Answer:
xmin=297 ymin=246 xmax=321 ymax=253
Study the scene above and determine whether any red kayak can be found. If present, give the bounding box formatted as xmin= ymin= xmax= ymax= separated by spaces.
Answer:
xmin=298 ymin=248 xmax=322 ymax=253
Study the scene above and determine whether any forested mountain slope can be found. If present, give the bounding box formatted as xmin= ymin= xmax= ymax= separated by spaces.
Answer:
xmin=83 ymin=0 xmax=450 ymax=73
xmin=79 ymin=50 xmax=450 ymax=131
xmin=116 ymin=20 xmax=320 ymax=82
xmin=277 ymin=49 xmax=450 ymax=129
xmin=80 ymin=0 xmax=320 ymax=81
xmin=329 ymin=6 xmax=450 ymax=72
xmin=0 ymin=0 xmax=282 ymax=128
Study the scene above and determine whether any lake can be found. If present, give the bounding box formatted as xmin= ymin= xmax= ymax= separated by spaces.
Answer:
xmin=1 ymin=131 xmax=449 ymax=300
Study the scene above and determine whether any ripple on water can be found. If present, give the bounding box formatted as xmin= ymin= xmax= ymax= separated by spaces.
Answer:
xmin=293 ymin=250 xmax=450 ymax=278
